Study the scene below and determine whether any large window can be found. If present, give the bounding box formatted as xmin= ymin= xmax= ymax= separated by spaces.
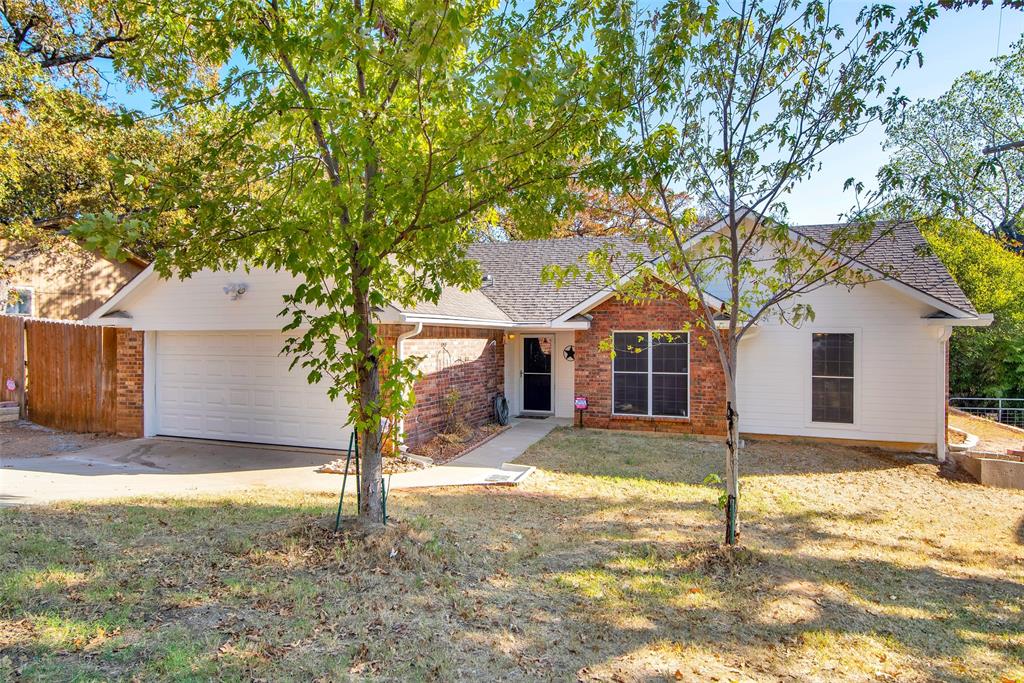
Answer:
xmin=3 ymin=287 xmax=33 ymax=317
xmin=811 ymin=332 xmax=854 ymax=424
xmin=613 ymin=332 xmax=689 ymax=418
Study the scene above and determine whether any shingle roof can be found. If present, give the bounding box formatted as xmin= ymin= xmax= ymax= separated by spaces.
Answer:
xmin=463 ymin=236 xmax=649 ymax=323
xmin=404 ymin=223 xmax=977 ymax=324
xmin=792 ymin=221 xmax=978 ymax=317
xmin=397 ymin=286 xmax=511 ymax=321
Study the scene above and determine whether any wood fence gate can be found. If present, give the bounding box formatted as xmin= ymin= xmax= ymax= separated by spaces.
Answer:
xmin=0 ymin=316 xmax=25 ymax=407
xmin=1 ymin=316 xmax=119 ymax=433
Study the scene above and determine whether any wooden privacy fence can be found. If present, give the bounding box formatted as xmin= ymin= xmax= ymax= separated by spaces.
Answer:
xmin=1 ymin=315 xmax=120 ymax=433
xmin=0 ymin=316 xmax=25 ymax=407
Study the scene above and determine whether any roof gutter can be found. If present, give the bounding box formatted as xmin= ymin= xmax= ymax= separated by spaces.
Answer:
xmin=922 ymin=313 xmax=993 ymax=327
xmin=396 ymin=313 xmax=590 ymax=330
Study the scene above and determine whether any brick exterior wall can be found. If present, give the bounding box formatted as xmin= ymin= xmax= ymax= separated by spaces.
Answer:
xmin=115 ymin=329 xmax=144 ymax=437
xmin=574 ymin=295 xmax=727 ymax=436
xmin=379 ymin=324 xmax=505 ymax=448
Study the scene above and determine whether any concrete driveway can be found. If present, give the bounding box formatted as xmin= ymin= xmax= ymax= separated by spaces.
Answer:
xmin=0 ymin=418 xmax=564 ymax=505
xmin=1 ymin=438 xmax=342 ymax=505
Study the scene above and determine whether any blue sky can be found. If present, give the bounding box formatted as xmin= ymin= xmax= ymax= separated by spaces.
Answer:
xmin=785 ymin=3 xmax=1024 ymax=224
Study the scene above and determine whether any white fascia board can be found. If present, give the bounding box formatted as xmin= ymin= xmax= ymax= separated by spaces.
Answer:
xmin=89 ymin=317 xmax=135 ymax=328
xmin=87 ymin=262 xmax=157 ymax=322
xmin=399 ymin=314 xmax=516 ymax=329
xmin=923 ymin=313 xmax=993 ymax=327
xmin=398 ymin=313 xmax=591 ymax=330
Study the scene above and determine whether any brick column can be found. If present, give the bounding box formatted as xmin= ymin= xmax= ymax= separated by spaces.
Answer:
xmin=115 ymin=329 xmax=144 ymax=437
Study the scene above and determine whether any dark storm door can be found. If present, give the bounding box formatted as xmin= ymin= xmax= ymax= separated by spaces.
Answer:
xmin=522 ymin=336 xmax=553 ymax=412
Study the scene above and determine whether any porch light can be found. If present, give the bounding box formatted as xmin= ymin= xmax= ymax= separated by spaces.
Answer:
xmin=223 ymin=283 xmax=248 ymax=300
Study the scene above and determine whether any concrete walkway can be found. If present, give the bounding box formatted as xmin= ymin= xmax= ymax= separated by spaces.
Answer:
xmin=388 ymin=416 xmax=568 ymax=489
xmin=0 ymin=417 xmax=567 ymax=505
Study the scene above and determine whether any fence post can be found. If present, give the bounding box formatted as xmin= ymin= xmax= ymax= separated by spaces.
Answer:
xmin=998 ymin=398 xmax=1004 ymax=425
xmin=16 ymin=317 xmax=26 ymax=419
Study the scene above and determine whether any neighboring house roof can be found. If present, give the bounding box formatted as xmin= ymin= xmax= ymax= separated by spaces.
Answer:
xmin=2 ymin=232 xmax=148 ymax=320
xmin=792 ymin=221 xmax=978 ymax=317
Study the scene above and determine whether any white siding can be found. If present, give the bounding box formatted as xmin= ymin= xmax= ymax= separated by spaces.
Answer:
xmin=737 ymin=281 xmax=944 ymax=447
xmin=554 ymin=331 xmax=576 ymax=418
xmin=115 ymin=267 xmax=320 ymax=331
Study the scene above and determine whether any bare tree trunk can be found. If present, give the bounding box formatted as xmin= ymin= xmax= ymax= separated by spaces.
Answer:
xmin=351 ymin=262 xmax=385 ymax=527
xmin=723 ymin=374 xmax=740 ymax=545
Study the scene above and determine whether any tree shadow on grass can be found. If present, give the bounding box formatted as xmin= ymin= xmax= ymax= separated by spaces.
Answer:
xmin=396 ymin=485 xmax=1024 ymax=681
xmin=2 ymin=481 xmax=1021 ymax=682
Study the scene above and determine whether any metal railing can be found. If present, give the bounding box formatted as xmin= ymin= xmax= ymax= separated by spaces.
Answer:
xmin=950 ymin=397 xmax=1024 ymax=429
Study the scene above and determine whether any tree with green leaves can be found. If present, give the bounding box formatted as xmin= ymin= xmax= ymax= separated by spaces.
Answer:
xmin=2 ymin=0 xmax=144 ymax=93
xmin=923 ymin=218 xmax=1024 ymax=397
xmin=1 ymin=85 xmax=184 ymax=258
xmin=554 ymin=0 xmax=934 ymax=544
xmin=879 ymin=39 xmax=1024 ymax=248
xmin=78 ymin=0 xmax=611 ymax=526
xmin=2 ymin=0 xmax=184 ymax=280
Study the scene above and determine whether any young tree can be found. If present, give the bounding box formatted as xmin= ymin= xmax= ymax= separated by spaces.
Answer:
xmin=80 ymin=0 xmax=611 ymax=526
xmin=879 ymin=39 xmax=1024 ymax=248
xmin=562 ymin=0 xmax=934 ymax=544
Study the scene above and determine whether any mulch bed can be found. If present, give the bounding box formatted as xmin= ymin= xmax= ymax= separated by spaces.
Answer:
xmin=317 ymin=453 xmax=428 ymax=475
xmin=411 ymin=421 xmax=510 ymax=464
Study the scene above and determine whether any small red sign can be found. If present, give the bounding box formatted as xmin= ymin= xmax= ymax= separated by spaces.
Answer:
xmin=574 ymin=396 xmax=588 ymax=411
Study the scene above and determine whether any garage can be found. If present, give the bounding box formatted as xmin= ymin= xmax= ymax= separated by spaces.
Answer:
xmin=154 ymin=331 xmax=348 ymax=449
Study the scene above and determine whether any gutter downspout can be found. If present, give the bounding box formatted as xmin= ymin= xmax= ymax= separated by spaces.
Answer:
xmin=396 ymin=322 xmax=424 ymax=451
xmin=936 ymin=326 xmax=953 ymax=462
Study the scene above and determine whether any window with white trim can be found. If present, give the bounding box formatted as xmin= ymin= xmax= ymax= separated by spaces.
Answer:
xmin=811 ymin=332 xmax=854 ymax=424
xmin=3 ymin=287 xmax=33 ymax=317
xmin=613 ymin=331 xmax=689 ymax=417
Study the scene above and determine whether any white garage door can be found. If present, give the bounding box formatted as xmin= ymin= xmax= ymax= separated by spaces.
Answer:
xmin=155 ymin=331 xmax=349 ymax=449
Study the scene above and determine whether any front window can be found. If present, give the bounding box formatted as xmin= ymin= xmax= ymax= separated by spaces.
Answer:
xmin=4 ymin=287 xmax=33 ymax=317
xmin=811 ymin=332 xmax=854 ymax=424
xmin=613 ymin=332 xmax=689 ymax=418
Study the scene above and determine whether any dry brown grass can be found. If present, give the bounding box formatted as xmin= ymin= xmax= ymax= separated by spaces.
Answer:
xmin=2 ymin=427 xmax=1022 ymax=682
xmin=951 ymin=410 xmax=1024 ymax=454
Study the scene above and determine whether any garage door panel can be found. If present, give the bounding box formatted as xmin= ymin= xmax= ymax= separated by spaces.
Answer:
xmin=156 ymin=331 xmax=348 ymax=449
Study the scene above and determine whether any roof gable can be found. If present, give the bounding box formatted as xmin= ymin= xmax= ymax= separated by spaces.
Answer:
xmin=791 ymin=221 xmax=978 ymax=317
xmin=464 ymin=236 xmax=650 ymax=323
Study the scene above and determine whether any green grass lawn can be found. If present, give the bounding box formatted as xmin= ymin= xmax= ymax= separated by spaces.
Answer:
xmin=2 ymin=428 xmax=1022 ymax=682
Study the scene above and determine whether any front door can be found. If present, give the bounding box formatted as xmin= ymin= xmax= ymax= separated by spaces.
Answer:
xmin=522 ymin=336 xmax=553 ymax=412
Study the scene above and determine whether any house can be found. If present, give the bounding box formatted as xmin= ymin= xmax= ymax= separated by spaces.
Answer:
xmin=86 ymin=221 xmax=988 ymax=458
xmin=1 ymin=232 xmax=147 ymax=320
